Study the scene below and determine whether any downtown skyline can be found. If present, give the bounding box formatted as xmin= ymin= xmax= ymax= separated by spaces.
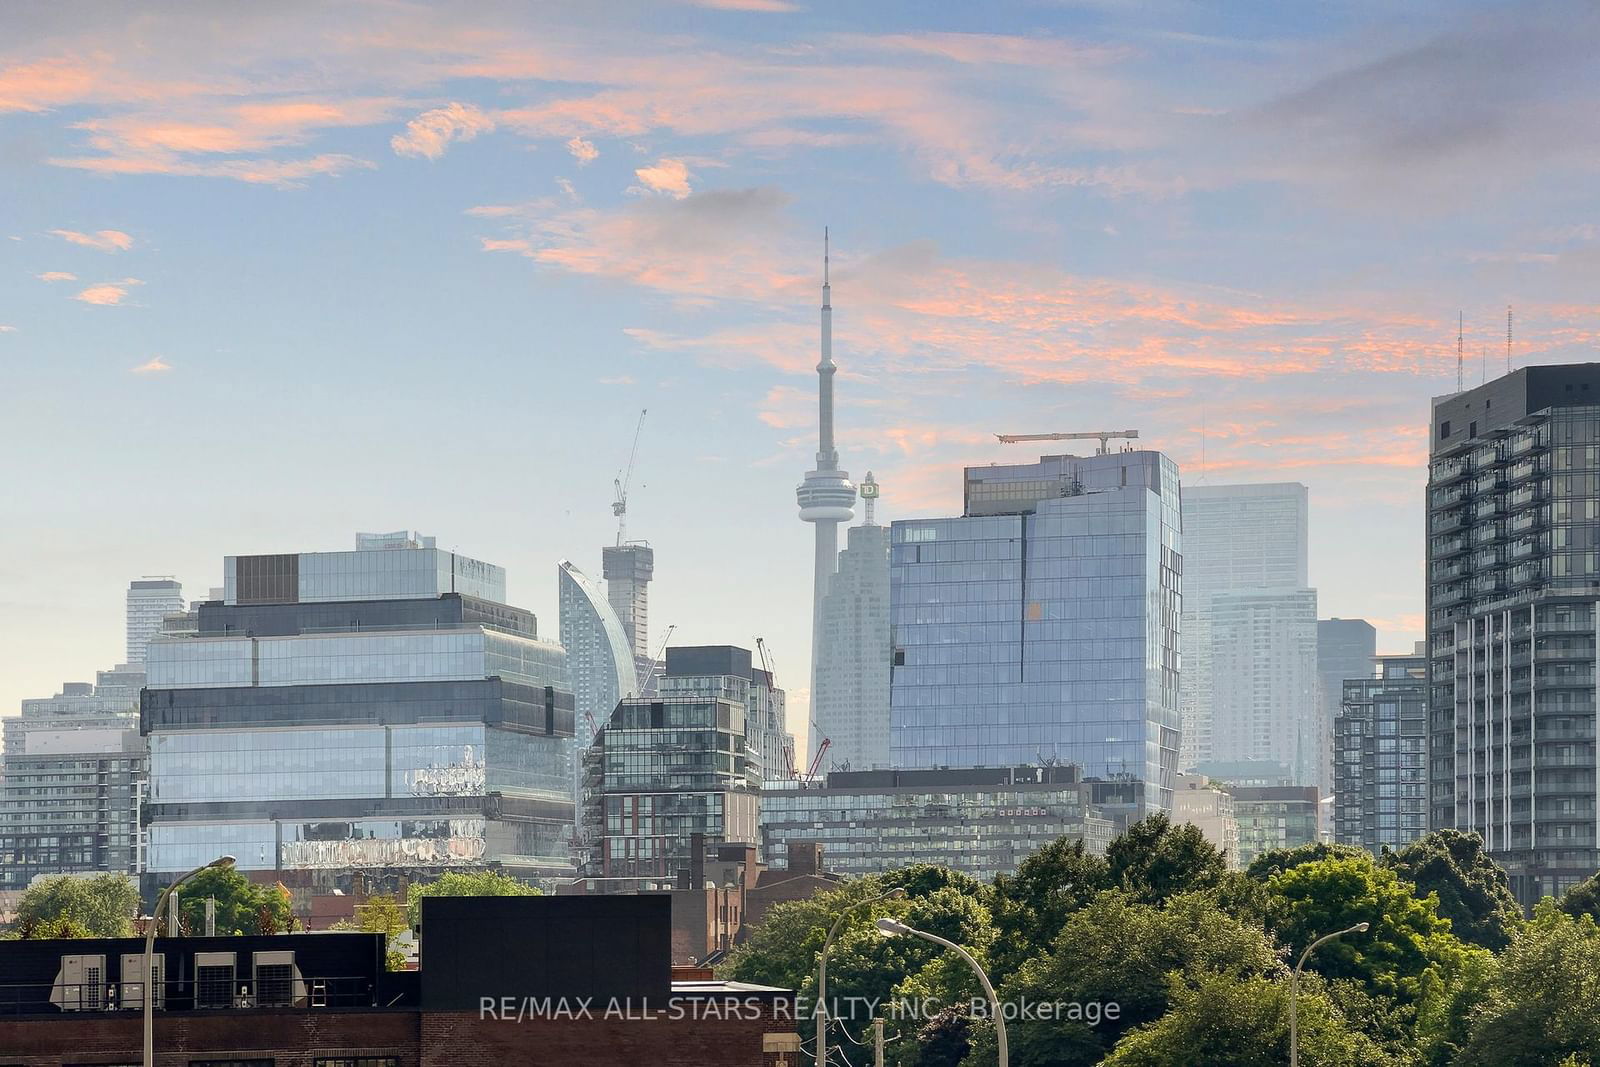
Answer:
xmin=6 ymin=2 xmax=1600 ymax=738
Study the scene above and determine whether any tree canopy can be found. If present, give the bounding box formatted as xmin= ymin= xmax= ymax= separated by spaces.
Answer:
xmin=13 ymin=874 xmax=139 ymax=938
xmin=1382 ymin=830 xmax=1522 ymax=951
xmin=406 ymin=868 xmax=540 ymax=926
xmin=173 ymin=867 xmax=293 ymax=936
xmin=722 ymin=819 xmax=1600 ymax=1066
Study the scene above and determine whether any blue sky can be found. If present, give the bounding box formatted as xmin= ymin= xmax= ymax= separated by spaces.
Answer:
xmin=4 ymin=1 xmax=1600 ymax=741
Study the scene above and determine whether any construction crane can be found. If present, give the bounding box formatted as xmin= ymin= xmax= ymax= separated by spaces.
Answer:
xmin=995 ymin=429 xmax=1139 ymax=455
xmin=637 ymin=623 xmax=676 ymax=696
xmin=612 ymin=409 xmax=647 ymax=546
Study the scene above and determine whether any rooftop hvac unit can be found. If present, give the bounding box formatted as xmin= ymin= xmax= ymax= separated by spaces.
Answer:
xmin=50 ymin=954 xmax=107 ymax=1012
xmin=252 ymin=950 xmax=303 ymax=1007
xmin=119 ymin=952 xmax=165 ymax=1011
xmin=194 ymin=951 xmax=236 ymax=1009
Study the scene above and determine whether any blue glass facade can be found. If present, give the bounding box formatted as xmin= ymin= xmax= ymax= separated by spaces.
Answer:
xmin=889 ymin=451 xmax=1182 ymax=813
xmin=145 ymin=542 xmax=576 ymax=883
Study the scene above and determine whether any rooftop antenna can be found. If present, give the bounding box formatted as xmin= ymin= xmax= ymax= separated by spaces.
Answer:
xmin=1506 ymin=305 xmax=1513 ymax=374
xmin=1456 ymin=311 xmax=1464 ymax=392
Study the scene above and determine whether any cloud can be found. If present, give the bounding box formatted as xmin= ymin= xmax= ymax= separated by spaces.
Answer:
xmin=598 ymin=375 xmax=636 ymax=385
xmin=0 ymin=325 xmax=16 ymax=333
xmin=75 ymin=278 xmax=141 ymax=305
xmin=36 ymin=271 xmax=77 ymax=281
xmin=390 ymin=102 xmax=495 ymax=160
xmin=51 ymin=152 xmax=373 ymax=188
xmin=50 ymin=229 xmax=132 ymax=252
xmin=631 ymin=158 xmax=692 ymax=198
xmin=689 ymin=0 xmax=802 ymax=10
xmin=565 ymin=136 xmax=598 ymax=164
xmin=0 ymin=57 xmax=100 ymax=113
xmin=480 ymin=237 xmax=533 ymax=253
xmin=131 ymin=356 xmax=172 ymax=373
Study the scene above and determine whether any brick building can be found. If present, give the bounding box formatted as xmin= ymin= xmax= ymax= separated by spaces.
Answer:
xmin=0 ymin=896 xmax=800 ymax=1066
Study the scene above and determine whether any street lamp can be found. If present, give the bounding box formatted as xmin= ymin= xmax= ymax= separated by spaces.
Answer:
xmin=144 ymin=855 xmax=235 ymax=1067
xmin=1289 ymin=921 xmax=1368 ymax=1067
xmin=816 ymin=887 xmax=905 ymax=1067
xmin=876 ymin=917 xmax=1007 ymax=1067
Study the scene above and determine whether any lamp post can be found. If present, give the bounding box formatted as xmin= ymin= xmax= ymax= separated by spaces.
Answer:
xmin=816 ymin=887 xmax=905 ymax=1067
xmin=1289 ymin=922 xmax=1368 ymax=1067
xmin=144 ymin=855 xmax=234 ymax=1067
xmin=876 ymin=917 xmax=1007 ymax=1067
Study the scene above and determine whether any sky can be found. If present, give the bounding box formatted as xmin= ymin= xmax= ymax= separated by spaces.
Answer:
xmin=4 ymin=1 xmax=1600 ymax=748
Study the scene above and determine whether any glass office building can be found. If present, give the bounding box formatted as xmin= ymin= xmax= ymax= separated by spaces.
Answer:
xmin=143 ymin=535 xmax=575 ymax=886
xmin=1179 ymin=485 xmax=1318 ymax=784
xmin=580 ymin=696 xmax=758 ymax=884
xmin=1427 ymin=366 xmax=1600 ymax=903
xmin=812 ymin=521 xmax=892 ymax=773
xmin=1336 ymin=649 xmax=1428 ymax=852
xmin=558 ymin=560 xmax=637 ymax=767
xmin=889 ymin=451 xmax=1183 ymax=815
xmin=760 ymin=765 xmax=1114 ymax=881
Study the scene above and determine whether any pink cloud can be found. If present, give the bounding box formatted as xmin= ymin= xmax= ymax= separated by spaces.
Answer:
xmin=566 ymin=136 xmax=598 ymax=164
xmin=74 ymin=278 xmax=141 ymax=305
xmin=50 ymin=229 xmax=133 ymax=252
xmin=51 ymin=152 xmax=373 ymax=188
xmin=131 ymin=356 xmax=172 ymax=373
xmin=480 ymin=237 xmax=533 ymax=253
xmin=390 ymin=102 xmax=495 ymax=160
xmin=0 ymin=57 xmax=99 ymax=112
xmin=631 ymin=158 xmax=692 ymax=198
xmin=37 ymin=271 xmax=77 ymax=282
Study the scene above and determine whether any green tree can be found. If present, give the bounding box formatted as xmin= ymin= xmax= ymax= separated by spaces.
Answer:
xmin=875 ymin=863 xmax=992 ymax=904
xmin=725 ymin=881 xmax=997 ymax=1049
xmin=1383 ymin=829 xmax=1522 ymax=951
xmin=1105 ymin=814 xmax=1226 ymax=905
xmin=1266 ymin=855 xmax=1456 ymax=1001
xmin=173 ymin=867 xmax=292 ymax=935
xmin=406 ymin=868 xmax=540 ymax=926
xmin=1100 ymin=972 xmax=1401 ymax=1067
xmin=816 ymin=888 xmax=996 ymax=1025
xmin=14 ymin=874 xmax=139 ymax=937
xmin=16 ymin=916 xmax=95 ymax=939
xmin=987 ymin=890 xmax=1283 ymax=1067
xmin=1457 ymin=902 xmax=1600 ymax=1066
xmin=1245 ymin=841 xmax=1370 ymax=882
xmin=990 ymin=837 xmax=1108 ymax=977
xmin=1560 ymin=871 xmax=1600 ymax=925
xmin=331 ymin=893 xmax=410 ymax=970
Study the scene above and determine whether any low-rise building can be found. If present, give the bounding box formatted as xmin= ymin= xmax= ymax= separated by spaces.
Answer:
xmin=1173 ymin=772 xmax=1240 ymax=869
xmin=1230 ymin=785 xmax=1322 ymax=868
xmin=760 ymin=765 xmax=1114 ymax=882
xmin=0 ymin=895 xmax=799 ymax=1066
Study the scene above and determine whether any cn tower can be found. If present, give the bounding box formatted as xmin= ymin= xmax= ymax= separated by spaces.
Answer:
xmin=797 ymin=229 xmax=856 ymax=733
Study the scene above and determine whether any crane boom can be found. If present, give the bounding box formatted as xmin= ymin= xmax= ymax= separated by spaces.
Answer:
xmin=995 ymin=429 xmax=1138 ymax=455
xmin=637 ymin=622 xmax=675 ymax=695
xmin=612 ymin=409 xmax=647 ymax=545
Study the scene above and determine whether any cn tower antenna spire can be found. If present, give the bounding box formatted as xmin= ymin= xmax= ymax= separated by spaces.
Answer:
xmin=797 ymin=228 xmax=857 ymax=769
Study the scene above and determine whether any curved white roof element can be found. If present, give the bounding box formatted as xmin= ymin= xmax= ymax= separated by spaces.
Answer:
xmin=557 ymin=560 xmax=638 ymax=737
